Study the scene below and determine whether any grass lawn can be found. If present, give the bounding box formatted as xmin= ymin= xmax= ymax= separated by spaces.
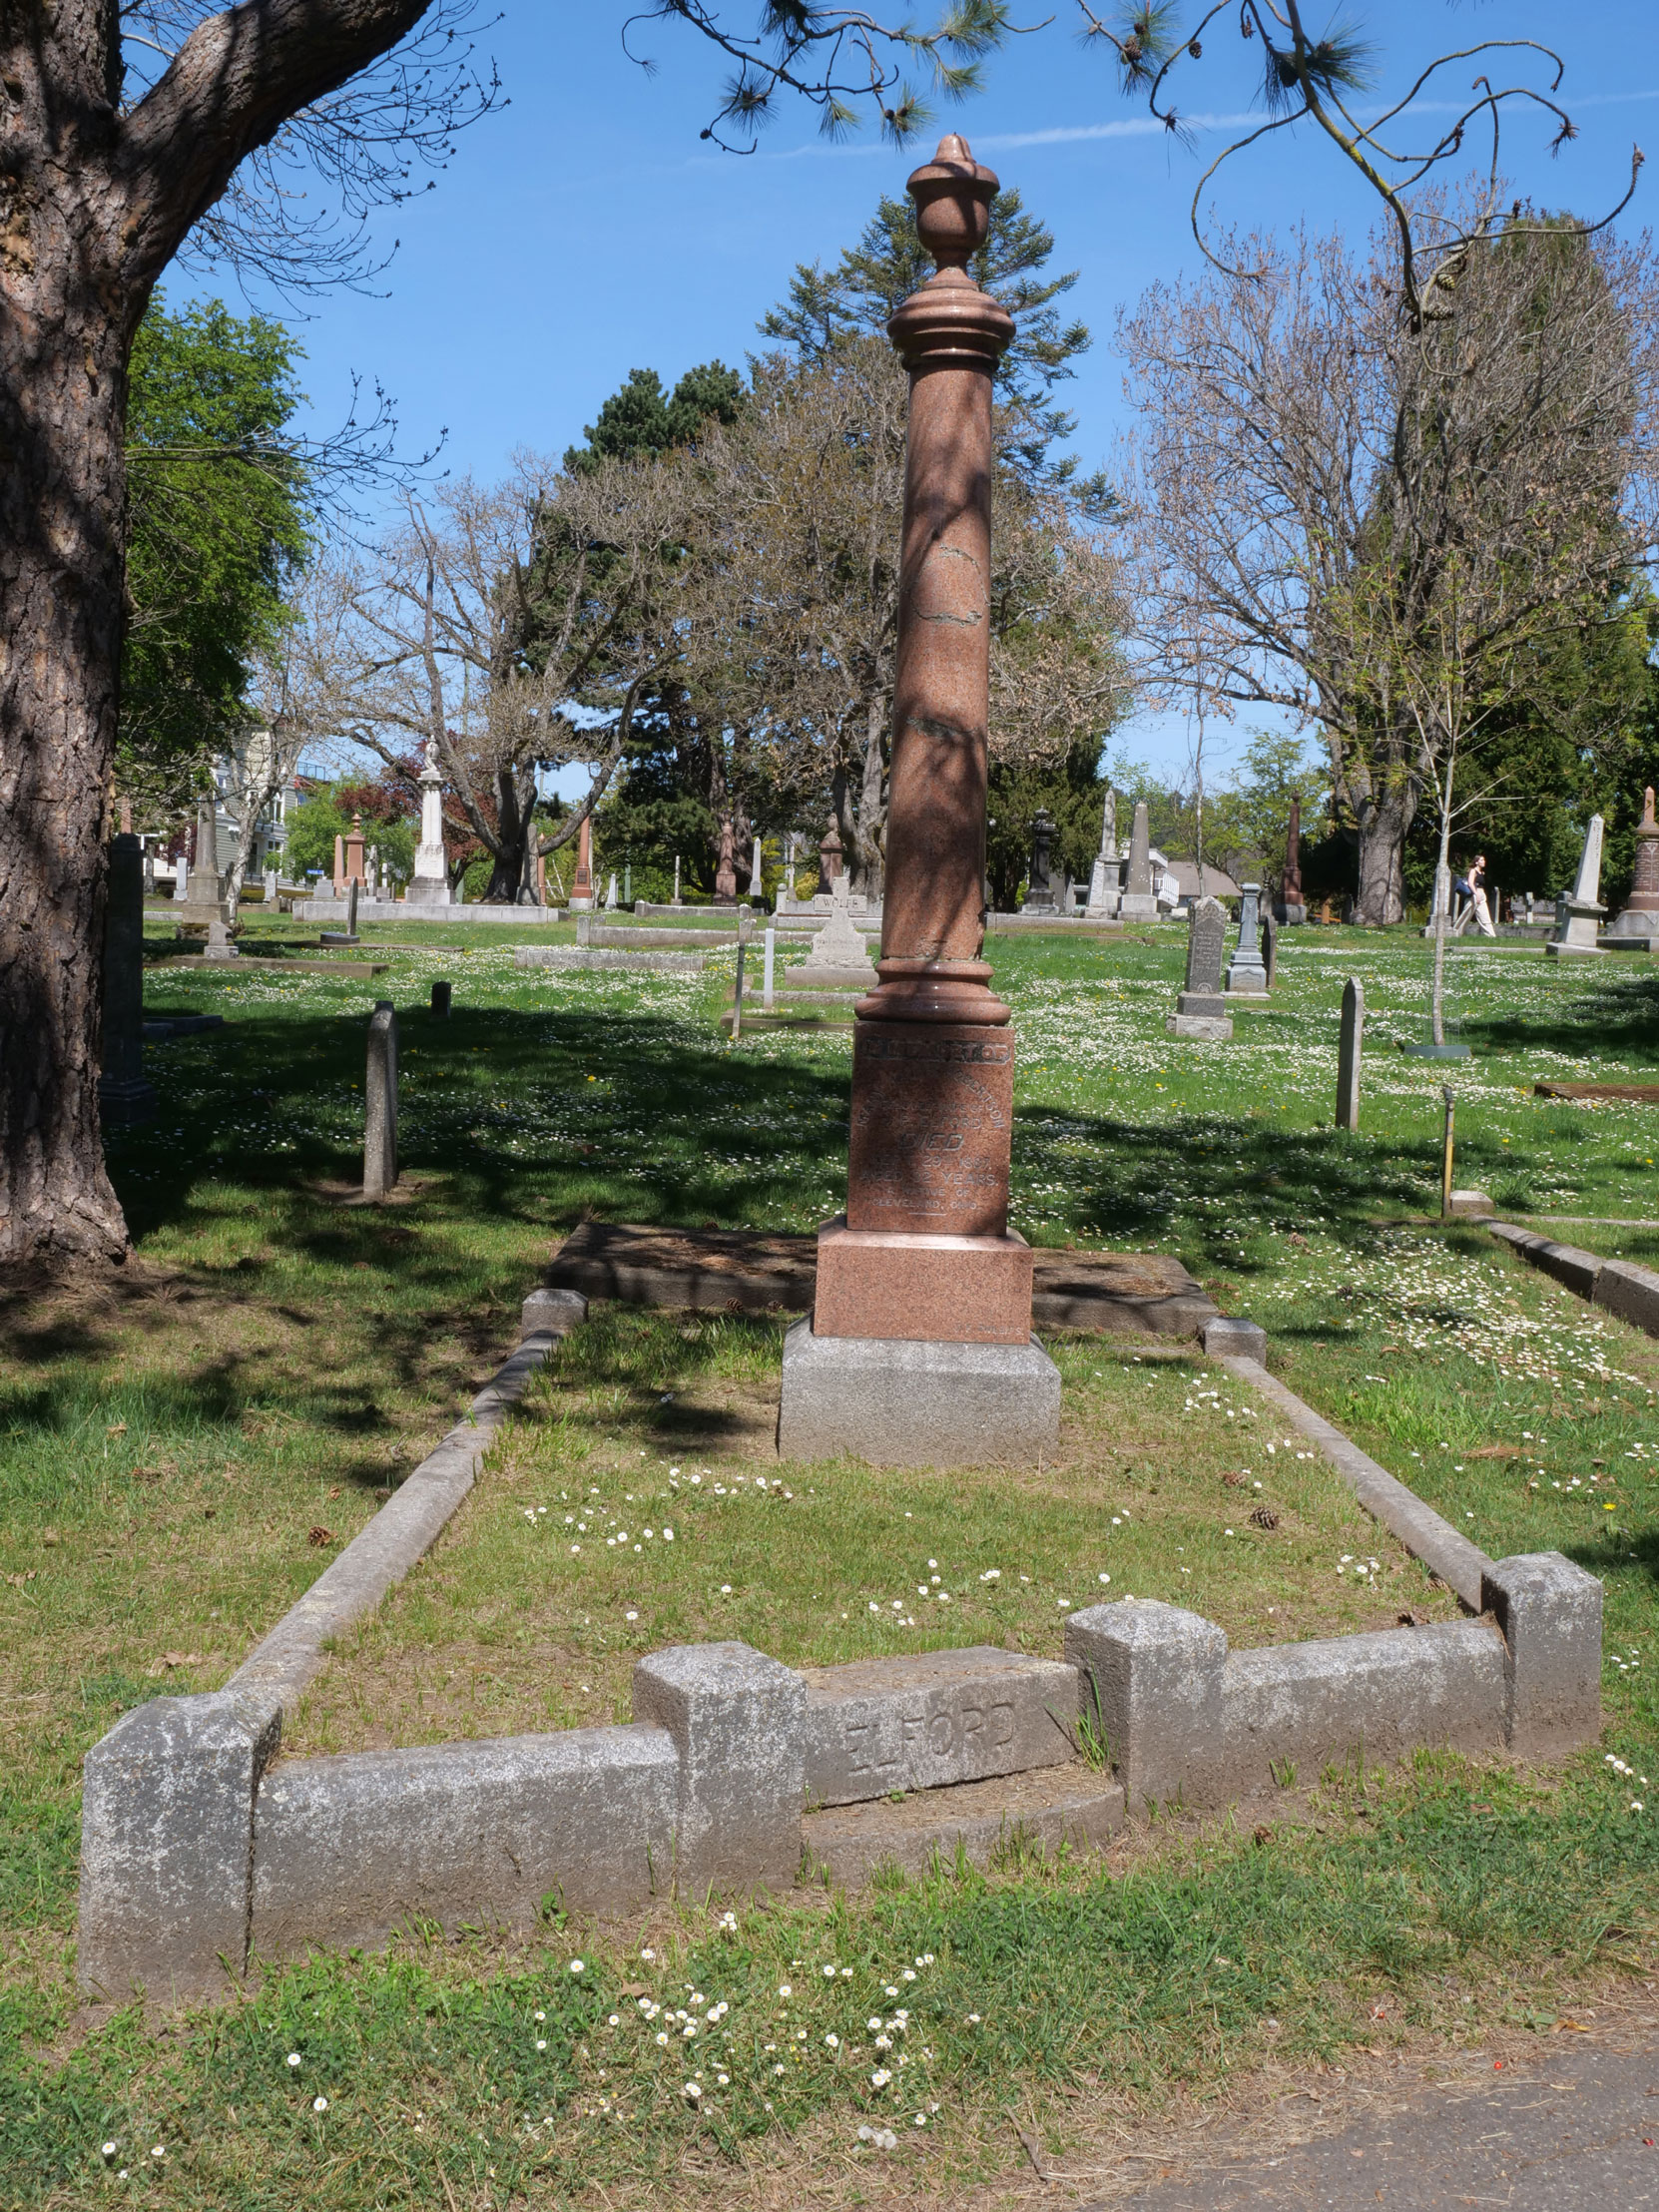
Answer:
xmin=0 ymin=912 xmax=1655 ymax=2206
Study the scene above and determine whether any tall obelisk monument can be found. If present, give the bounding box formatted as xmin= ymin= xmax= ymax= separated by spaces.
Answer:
xmin=778 ymin=136 xmax=1060 ymax=1466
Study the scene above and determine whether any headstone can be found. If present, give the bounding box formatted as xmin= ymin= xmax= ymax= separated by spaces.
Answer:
xmin=346 ymin=878 xmax=360 ymax=941
xmin=763 ymin=925 xmax=776 ymax=1010
xmin=204 ymin=918 xmax=240 ymax=962
xmin=1083 ymin=787 xmax=1123 ymax=915
xmin=1262 ymin=910 xmax=1279 ymax=989
xmin=1226 ymin=883 xmax=1269 ymax=996
xmin=143 ymin=850 xmax=156 ymax=897
xmin=1023 ymin=808 xmax=1058 ymax=914
xmin=407 ymin=740 xmax=453 ymax=905
xmin=788 ymin=872 xmax=878 ymax=990
xmin=1118 ymin=801 xmax=1157 ymax=919
xmin=99 ymin=833 xmax=157 ymax=1125
xmin=624 ymin=862 xmax=632 ymax=905
xmin=430 ymin=979 xmax=451 ymax=1019
xmin=605 ymin=871 xmax=619 ymax=910
xmin=1336 ymin=977 xmax=1364 ymax=1130
xmin=748 ymin=833 xmax=764 ymax=903
xmin=263 ymin=866 xmax=277 ymax=905
xmin=714 ymin=817 xmax=739 ymax=904
xmin=363 ymin=1001 xmax=398 ymax=1201
xmin=1547 ymin=815 xmax=1607 ymax=957
xmin=1279 ymin=796 xmax=1307 ymax=923
xmin=784 ymin=836 xmax=798 ymax=898
xmin=1603 ymin=787 xmax=1659 ymax=949
xmin=570 ymin=817 xmax=594 ymax=910
xmin=673 ymin=854 xmax=681 ymax=906
xmin=342 ymin=815 xmax=365 ymax=888
xmin=779 ymin=132 xmax=1059 ymax=1468
xmin=1166 ymin=896 xmax=1232 ymax=1040
xmin=180 ymin=797 xmax=231 ymax=927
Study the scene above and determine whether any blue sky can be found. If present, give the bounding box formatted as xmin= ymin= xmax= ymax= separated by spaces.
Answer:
xmin=184 ymin=2 xmax=1659 ymax=784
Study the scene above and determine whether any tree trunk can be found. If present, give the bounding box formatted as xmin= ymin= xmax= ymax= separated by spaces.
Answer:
xmin=0 ymin=275 xmax=133 ymax=1263
xmin=483 ymin=765 xmax=539 ymax=904
xmin=1353 ymin=788 xmax=1413 ymax=926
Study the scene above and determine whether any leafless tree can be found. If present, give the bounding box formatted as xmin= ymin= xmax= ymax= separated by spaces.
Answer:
xmin=681 ymin=339 xmax=1127 ymax=897
xmin=312 ymin=459 xmax=698 ymax=900
xmin=653 ymin=4 xmax=1643 ymax=328
xmin=1118 ymin=211 xmax=1659 ymax=922
xmin=1 ymin=2 xmax=500 ymax=1265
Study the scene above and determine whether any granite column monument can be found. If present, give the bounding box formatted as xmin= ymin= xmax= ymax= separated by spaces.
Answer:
xmin=1603 ymin=788 xmax=1659 ymax=951
xmin=779 ymin=135 xmax=1060 ymax=1466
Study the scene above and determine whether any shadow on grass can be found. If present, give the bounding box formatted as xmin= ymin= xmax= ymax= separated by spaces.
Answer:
xmin=1472 ymin=964 xmax=1659 ymax=1066
xmin=112 ymin=1002 xmax=854 ymax=1249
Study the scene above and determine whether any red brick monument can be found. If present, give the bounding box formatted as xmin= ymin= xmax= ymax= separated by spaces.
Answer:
xmin=778 ymin=136 xmax=1061 ymax=1466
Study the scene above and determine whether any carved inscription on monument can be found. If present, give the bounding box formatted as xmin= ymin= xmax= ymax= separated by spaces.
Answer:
xmin=845 ymin=1021 xmax=1014 ymax=1237
xmin=801 ymin=1650 xmax=1080 ymax=1809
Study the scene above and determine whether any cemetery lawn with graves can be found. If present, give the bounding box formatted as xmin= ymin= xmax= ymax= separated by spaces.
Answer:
xmin=2 ymin=908 xmax=1657 ymax=2206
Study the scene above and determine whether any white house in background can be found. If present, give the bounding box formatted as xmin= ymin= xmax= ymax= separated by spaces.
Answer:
xmin=215 ymin=729 xmax=298 ymax=875
xmin=1161 ymin=857 xmax=1246 ymax=909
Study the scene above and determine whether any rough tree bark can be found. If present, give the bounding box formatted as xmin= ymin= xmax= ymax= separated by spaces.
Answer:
xmin=0 ymin=1 xmax=435 ymax=1265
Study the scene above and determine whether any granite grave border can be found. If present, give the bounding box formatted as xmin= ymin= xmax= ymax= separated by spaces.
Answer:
xmin=79 ymin=1298 xmax=1604 ymax=2006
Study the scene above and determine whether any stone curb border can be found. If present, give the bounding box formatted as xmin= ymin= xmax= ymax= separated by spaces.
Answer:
xmin=78 ymin=1288 xmax=587 ymax=2005
xmin=1486 ymin=1220 xmax=1659 ymax=1339
xmin=1200 ymin=1317 xmax=1492 ymax=1610
xmin=76 ymin=1300 xmax=1603 ymax=2010
xmin=227 ymin=1289 xmax=587 ymax=1720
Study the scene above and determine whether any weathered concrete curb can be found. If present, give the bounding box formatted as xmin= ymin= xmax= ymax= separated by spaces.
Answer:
xmin=1211 ymin=1352 xmax=1492 ymax=1609
xmin=1065 ymin=1592 xmax=1581 ymax=1812
xmin=228 ymin=1310 xmax=581 ymax=1717
xmin=514 ymin=945 xmax=706 ymax=974
xmin=1489 ymin=1219 xmax=1659 ymax=1339
xmin=78 ymin=1293 xmax=585 ymax=2002
xmin=79 ymin=1297 xmax=1603 ymax=2004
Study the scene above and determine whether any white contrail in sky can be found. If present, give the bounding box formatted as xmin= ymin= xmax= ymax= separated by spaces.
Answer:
xmin=751 ymin=86 xmax=1659 ymax=162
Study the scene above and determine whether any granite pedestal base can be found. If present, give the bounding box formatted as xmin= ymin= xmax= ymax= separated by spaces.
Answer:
xmin=814 ymin=1218 xmax=1033 ymax=1345
xmin=1166 ymin=1013 xmax=1233 ymax=1041
xmin=1546 ymin=897 xmax=1606 ymax=956
xmin=777 ymin=1319 xmax=1060 ymax=1467
xmin=1118 ymin=892 xmax=1159 ymax=921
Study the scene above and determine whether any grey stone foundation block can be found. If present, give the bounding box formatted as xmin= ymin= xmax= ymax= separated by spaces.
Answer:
xmin=1203 ymin=1315 xmax=1268 ymax=1363
xmin=777 ymin=1320 xmax=1061 ymax=1467
xmin=521 ymin=1286 xmax=589 ymax=1338
xmin=1482 ymin=1552 xmax=1603 ymax=1756
xmin=803 ymin=1767 xmax=1125 ymax=1889
xmin=514 ymin=945 xmax=705 ymax=973
xmin=1591 ymin=1257 xmax=1659 ymax=1339
xmin=1166 ymin=1013 xmax=1234 ymax=1041
xmin=801 ymin=1648 xmax=1081 ymax=1808
xmin=250 ymin=1726 xmax=678 ymax=1954
xmin=79 ymin=1688 xmax=281 ymax=2002
xmin=633 ymin=1643 xmax=807 ymax=1894
xmin=1065 ymin=1601 xmax=1228 ymax=1809
xmin=1219 ymin=1621 xmax=1505 ymax=1796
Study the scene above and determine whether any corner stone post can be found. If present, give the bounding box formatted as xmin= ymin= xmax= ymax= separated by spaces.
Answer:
xmin=632 ymin=1643 xmax=806 ymax=1894
xmin=1065 ymin=1600 xmax=1228 ymax=1810
xmin=1481 ymin=1552 xmax=1602 ymax=1756
xmin=79 ymin=1689 xmax=281 ymax=2001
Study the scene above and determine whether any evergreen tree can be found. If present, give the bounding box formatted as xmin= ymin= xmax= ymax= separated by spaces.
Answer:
xmin=564 ymin=360 xmax=746 ymax=474
xmin=761 ymin=189 xmax=1110 ymax=507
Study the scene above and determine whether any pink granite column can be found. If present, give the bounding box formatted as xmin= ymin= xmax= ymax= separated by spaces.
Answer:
xmin=571 ymin=816 xmax=594 ymax=909
xmin=814 ymin=136 xmax=1032 ymax=1346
